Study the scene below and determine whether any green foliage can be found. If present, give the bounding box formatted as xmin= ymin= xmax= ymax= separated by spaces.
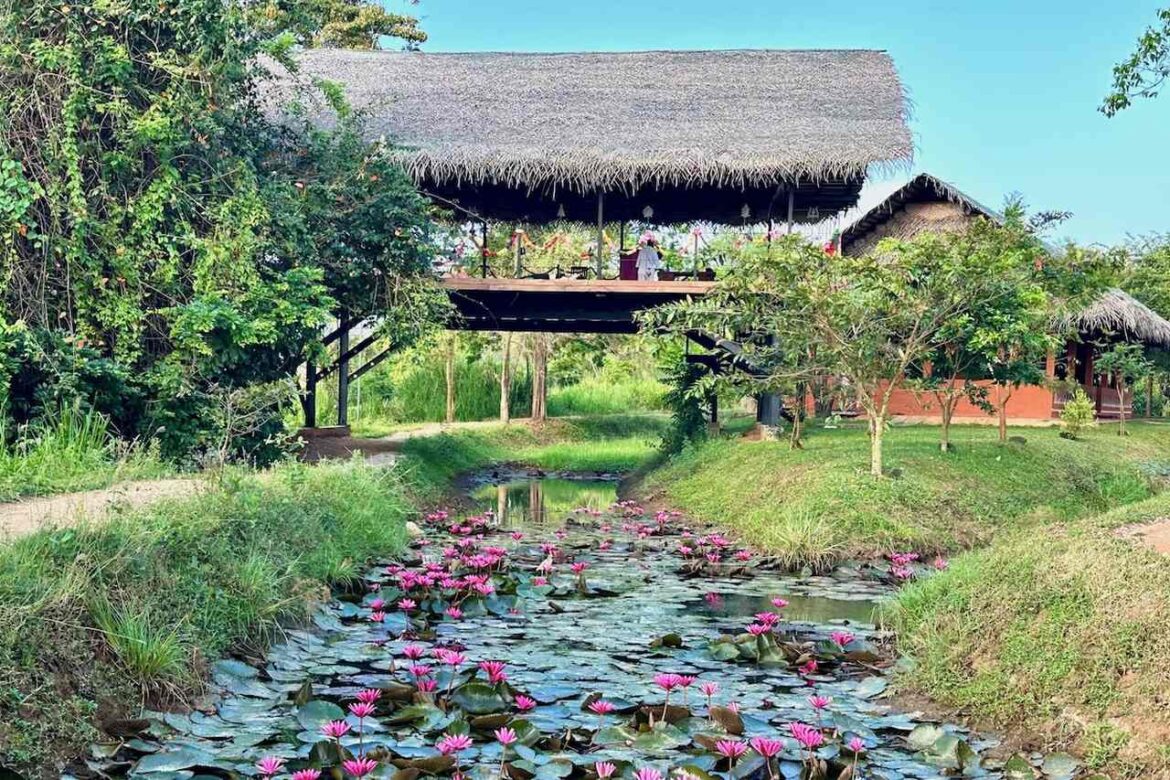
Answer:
xmin=268 ymin=0 xmax=427 ymax=49
xmin=660 ymin=362 xmax=709 ymax=456
xmin=1059 ymin=388 xmax=1096 ymax=440
xmin=1101 ymin=8 xmax=1170 ymax=115
xmin=0 ymin=0 xmax=439 ymax=462
xmin=0 ymin=459 xmax=411 ymax=774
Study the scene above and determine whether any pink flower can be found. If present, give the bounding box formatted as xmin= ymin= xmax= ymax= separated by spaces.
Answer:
xmin=403 ymin=645 xmax=426 ymax=659
xmin=771 ymin=597 xmax=789 ymax=609
xmin=321 ymin=720 xmax=351 ymax=739
xmin=675 ymin=675 xmax=696 ymax=689
xmin=699 ymin=681 xmax=719 ymax=698
xmin=571 ymin=562 xmax=589 ymax=574
xmin=749 ymin=736 xmax=784 ymax=758
xmin=511 ymin=531 xmax=524 ymax=540
xmin=399 ymin=598 xmax=416 ymax=610
xmin=847 ymin=736 xmax=865 ymax=753
xmin=436 ymin=733 xmax=474 ymax=754
xmin=437 ymin=649 xmax=466 ymax=666
xmin=410 ymin=663 xmax=432 ymax=678
xmin=342 ymin=757 xmax=378 ymax=778
xmin=715 ymin=740 xmax=747 ymax=759
xmin=355 ymin=688 xmax=382 ymax=705
xmin=588 ymin=700 xmax=616 ymax=715
xmin=653 ymin=673 xmax=682 ymax=691
xmin=746 ymin=623 xmax=771 ymax=636
xmin=532 ymin=576 xmax=549 ymax=586
xmin=368 ymin=610 xmax=386 ymax=623
xmin=829 ymin=630 xmax=855 ymax=649
xmin=256 ymin=757 xmax=285 ymax=777
xmin=798 ymin=659 xmax=818 ymax=676
xmin=494 ymin=727 xmax=518 ymax=745
xmin=445 ymin=606 xmax=463 ymax=620
xmin=595 ymin=761 xmax=616 ymax=779
xmin=348 ymin=701 xmax=377 ymax=719
xmin=292 ymin=771 xmax=322 ymax=780
xmin=734 ymin=550 xmax=753 ymax=561
xmin=479 ymin=660 xmax=508 ymax=684
xmin=808 ymin=695 xmax=831 ymax=710
xmin=514 ymin=694 xmax=536 ymax=711
xmin=368 ymin=598 xmax=386 ymax=610
xmin=789 ymin=722 xmax=824 ymax=750
xmin=933 ymin=557 xmax=949 ymax=570
xmin=755 ymin=612 xmax=780 ymax=626
xmin=417 ymin=678 xmax=438 ymax=693
xmin=633 ymin=769 xmax=662 ymax=780
xmin=599 ymin=540 xmax=612 ymax=550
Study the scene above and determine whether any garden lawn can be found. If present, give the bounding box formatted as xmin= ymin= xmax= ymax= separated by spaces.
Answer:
xmin=642 ymin=421 xmax=1170 ymax=569
xmin=0 ymin=460 xmax=412 ymax=776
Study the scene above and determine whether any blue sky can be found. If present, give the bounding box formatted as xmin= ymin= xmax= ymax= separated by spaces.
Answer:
xmin=396 ymin=1 xmax=1169 ymax=246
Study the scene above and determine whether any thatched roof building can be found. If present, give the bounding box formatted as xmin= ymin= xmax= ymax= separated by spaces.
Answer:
xmin=278 ymin=49 xmax=913 ymax=224
xmin=1063 ymin=289 xmax=1170 ymax=348
xmin=839 ymin=172 xmax=996 ymax=256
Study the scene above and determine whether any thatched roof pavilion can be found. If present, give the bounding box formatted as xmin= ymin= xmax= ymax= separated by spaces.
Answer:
xmin=1063 ymin=289 xmax=1170 ymax=348
xmin=280 ymin=49 xmax=913 ymax=225
xmin=839 ymin=172 xmax=996 ymax=256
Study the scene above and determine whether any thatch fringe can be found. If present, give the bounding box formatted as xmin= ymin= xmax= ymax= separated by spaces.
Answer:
xmin=1064 ymin=289 xmax=1170 ymax=347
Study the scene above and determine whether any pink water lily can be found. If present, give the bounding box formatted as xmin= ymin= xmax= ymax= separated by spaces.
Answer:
xmin=321 ymin=720 xmax=351 ymax=739
xmin=479 ymin=660 xmax=508 ymax=684
xmin=829 ymin=630 xmax=855 ymax=649
xmin=255 ymin=757 xmax=285 ymax=777
xmin=715 ymin=739 xmax=747 ymax=768
xmin=588 ymin=700 xmax=616 ymax=715
xmin=445 ymin=606 xmax=463 ymax=620
xmin=633 ymin=769 xmax=662 ymax=780
xmin=789 ymin=722 xmax=824 ymax=758
xmin=355 ymin=688 xmax=381 ymax=705
xmin=342 ymin=757 xmax=378 ymax=778
xmin=750 ymin=736 xmax=784 ymax=779
xmin=595 ymin=761 xmax=616 ymax=779
xmin=847 ymin=736 xmax=865 ymax=753
xmin=437 ymin=733 xmax=474 ymax=755
xmin=771 ymin=597 xmax=789 ymax=609
xmin=403 ymin=644 xmax=426 ymax=659
xmin=514 ymin=694 xmax=536 ymax=711
xmin=368 ymin=610 xmax=386 ymax=623
xmin=808 ymin=694 xmax=831 ymax=710
xmin=291 ymin=770 xmax=321 ymax=780
xmin=399 ymin=598 xmax=416 ymax=611
xmin=746 ymin=623 xmax=771 ymax=636
xmin=348 ymin=701 xmax=377 ymax=719
xmin=495 ymin=727 xmax=518 ymax=745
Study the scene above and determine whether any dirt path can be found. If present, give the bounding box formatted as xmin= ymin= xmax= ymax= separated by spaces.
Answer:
xmin=1120 ymin=519 xmax=1170 ymax=555
xmin=300 ymin=418 xmax=526 ymax=464
xmin=0 ymin=478 xmax=203 ymax=541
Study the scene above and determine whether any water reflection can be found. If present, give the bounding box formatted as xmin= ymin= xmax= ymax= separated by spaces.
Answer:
xmin=470 ymin=475 xmax=618 ymax=530
xmin=694 ymin=591 xmax=878 ymax=626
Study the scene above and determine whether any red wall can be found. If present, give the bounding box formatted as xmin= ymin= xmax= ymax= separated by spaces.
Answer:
xmin=883 ymin=381 xmax=1055 ymax=421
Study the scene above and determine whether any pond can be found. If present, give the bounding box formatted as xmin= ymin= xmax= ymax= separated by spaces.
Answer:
xmin=91 ymin=471 xmax=1057 ymax=780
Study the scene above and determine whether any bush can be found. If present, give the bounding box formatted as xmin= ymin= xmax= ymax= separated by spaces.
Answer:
xmin=1060 ymin=388 xmax=1096 ymax=439
xmin=0 ymin=459 xmax=411 ymax=775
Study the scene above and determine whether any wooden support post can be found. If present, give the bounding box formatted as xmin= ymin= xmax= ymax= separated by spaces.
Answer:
xmin=336 ymin=314 xmax=350 ymax=427
xmin=596 ymin=192 xmax=605 ymax=277
xmin=304 ymin=357 xmax=317 ymax=428
xmin=786 ymin=190 xmax=795 ymax=234
xmin=512 ymin=227 xmax=522 ymax=277
xmin=619 ymin=221 xmax=626 ymax=253
xmin=500 ymin=333 xmax=512 ymax=424
xmin=481 ymin=220 xmax=489 ymax=277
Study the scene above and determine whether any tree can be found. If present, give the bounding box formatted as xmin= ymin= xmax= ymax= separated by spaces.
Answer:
xmin=1102 ymin=9 xmax=1170 ymax=116
xmin=256 ymin=0 xmax=427 ymax=50
xmin=499 ymin=333 xmax=513 ymax=423
xmin=1096 ymin=342 xmax=1153 ymax=436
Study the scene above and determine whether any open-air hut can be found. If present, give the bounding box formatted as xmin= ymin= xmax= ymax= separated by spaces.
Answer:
xmin=840 ymin=173 xmax=1170 ymax=421
xmin=278 ymin=48 xmax=913 ymax=270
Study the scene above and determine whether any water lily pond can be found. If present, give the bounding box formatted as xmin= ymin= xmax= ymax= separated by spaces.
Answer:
xmin=87 ymin=471 xmax=1061 ymax=780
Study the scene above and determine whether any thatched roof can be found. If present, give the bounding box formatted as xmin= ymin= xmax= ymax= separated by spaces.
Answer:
xmin=276 ymin=49 xmax=913 ymax=223
xmin=1064 ymin=289 xmax=1170 ymax=348
xmin=840 ymin=173 xmax=995 ymax=255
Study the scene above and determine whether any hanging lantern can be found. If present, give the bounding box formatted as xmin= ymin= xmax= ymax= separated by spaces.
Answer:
xmin=740 ymin=204 xmax=751 ymax=220
xmin=807 ymin=206 xmax=820 ymax=220
xmin=556 ymin=204 xmax=566 ymax=219
xmin=642 ymin=205 xmax=654 ymax=220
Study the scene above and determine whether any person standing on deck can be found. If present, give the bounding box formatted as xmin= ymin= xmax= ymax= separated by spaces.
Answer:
xmin=636 ymin=233 xmax=663 ymax=281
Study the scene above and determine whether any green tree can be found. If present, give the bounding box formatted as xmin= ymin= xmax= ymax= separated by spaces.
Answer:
xmin=1102 ymin=8 xmax=1170 ymax=115
xmin=1096 ymin=342 xmax=1153 ymax=436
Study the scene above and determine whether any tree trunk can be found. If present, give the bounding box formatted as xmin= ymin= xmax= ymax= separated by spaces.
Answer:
xmin=444 ymin=337 xmax=456 ymax=424
xmin=995 ymin=384 xmax=1010 ymax=443
xmin=868 ymin=412 xmax=884 ymax=477
xmin=940 ymin=397 xmax=955 ymax=453
xmin=499 ymin=333 xmax=512 ymax=424
xmin=531 ymin=334 xmax=548 ymax=422
xmin=1145 ymin=374 xmax=1154 ymax=420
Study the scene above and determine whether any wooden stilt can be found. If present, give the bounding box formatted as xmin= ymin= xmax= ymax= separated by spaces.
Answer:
xmin=596 ymin=192 xmax=605 ymax=277
xmin=304 ymin=357 xmax=317 ymax=428
xmin=786 ymin=190 xmax=795 ymax=234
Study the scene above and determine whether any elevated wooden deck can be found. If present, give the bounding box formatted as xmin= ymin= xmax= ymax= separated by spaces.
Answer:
xmin=441 ymin=277 xmax=716 ymax=333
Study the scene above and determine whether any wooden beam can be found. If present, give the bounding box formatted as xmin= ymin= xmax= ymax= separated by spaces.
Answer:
xmin=349 ymin=345 xmax=397 ymax=383
xmin=315 ymin=330 xmax=381 ymax=382
xmin=337 ymin=314 xmax=350 ymax=427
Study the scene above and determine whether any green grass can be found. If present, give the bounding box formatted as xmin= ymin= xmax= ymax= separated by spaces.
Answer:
xmin=885 ymin=514 xmax=1170 ymax=775
xmin=547 ymin=377 xmax=667 ymax=417
xmin=0 ymin=459 xmax=412 ymax=776
xmin=398 ymin=415 xmax=668 ymax=501
xmin=0 ymin=405 xmax=170 ymax=501
xmin=643 ymin=421 xmax=1170 ymax=567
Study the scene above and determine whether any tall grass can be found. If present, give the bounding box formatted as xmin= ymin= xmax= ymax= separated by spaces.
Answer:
xmin=0 ymin=404 xmax=168 ymax=501
xmin=547 ymin=376 xmax=666 ymax=416
xmin=0 ymin=459 xmax=412 ymax=775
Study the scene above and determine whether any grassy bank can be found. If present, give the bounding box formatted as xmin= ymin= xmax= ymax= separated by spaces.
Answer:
xmin=642 ymin=422 xmax=1170 ymax=569
xmin=398 ymin=414 xmax=668 ymax=500
xmin=0 ymin=460 xmax=412 ymax=776
xmin=887 ymin=499 xmax=1170 ymax=775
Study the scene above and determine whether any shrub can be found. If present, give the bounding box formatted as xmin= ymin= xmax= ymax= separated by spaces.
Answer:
xmin=1060 ymin=388 xmax=1096 ymax=439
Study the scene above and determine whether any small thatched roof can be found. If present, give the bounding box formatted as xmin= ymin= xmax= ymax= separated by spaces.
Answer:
xmin=840 ymin=173 xmax=995 ymax=255
xmin=275 ymin=48 xmax=912 ymax=223
xmin=1064 ymin=289 xmax=1170 ymax=348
